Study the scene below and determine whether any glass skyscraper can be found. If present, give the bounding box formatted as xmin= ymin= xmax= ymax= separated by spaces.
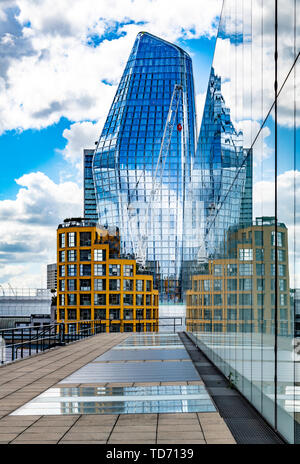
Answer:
xmin=92 ymin=32 xmax=197 ymax=311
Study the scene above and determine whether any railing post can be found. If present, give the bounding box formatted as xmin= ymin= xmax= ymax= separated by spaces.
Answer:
xmin=12 ymin=330 xmax=14 ymax=362
xmin=21 ymin=327 xmax=23 ymax=358
xmin=29 ymin=327 xmax=31 ymax=357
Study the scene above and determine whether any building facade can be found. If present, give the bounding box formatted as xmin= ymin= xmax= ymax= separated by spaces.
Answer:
xmin=92 ymin=32 xmax=197 ymax=311
xmin=187 ymin=218 xmax=291 ymax=336
xmin=47 ymin=263 xmax=57 ymax=290
xmin=56 ymin=218 xmax=159 ymax=333
xmin=83 ymin=149 xmax=98 ymax=222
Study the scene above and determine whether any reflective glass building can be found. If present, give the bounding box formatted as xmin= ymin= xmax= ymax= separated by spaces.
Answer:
xmin=93 ymin=32 xmax=197 ymax=312
xmin=187 ymin=0 xmax=299 ymax=444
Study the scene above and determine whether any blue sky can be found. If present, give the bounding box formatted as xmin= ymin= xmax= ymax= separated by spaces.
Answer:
xmin=0 ymin=34 xmax=217 ymax=200
xmin=0 ymin=0 xmax=298 ymax=288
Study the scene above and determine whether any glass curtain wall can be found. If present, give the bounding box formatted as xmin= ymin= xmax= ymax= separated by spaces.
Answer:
xmin=93 ymin=32 xmax=197 ymax=312
xmin=186 ymin=0 xmax=299 ymax=443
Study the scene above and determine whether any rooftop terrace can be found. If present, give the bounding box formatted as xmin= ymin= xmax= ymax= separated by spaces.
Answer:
xmin=0 ymin=331 xmax=283 ymax=444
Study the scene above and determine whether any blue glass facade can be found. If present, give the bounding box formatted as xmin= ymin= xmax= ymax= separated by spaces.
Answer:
xmin=195 ymin=67 xmax=247 ymax=259
xmin=83 ymin=149 xmax=98 ymax=222
xmin=93 ymin=32 xmax=197 ymax=305
xmin=187 ymin=0 xmax=299 ymax=444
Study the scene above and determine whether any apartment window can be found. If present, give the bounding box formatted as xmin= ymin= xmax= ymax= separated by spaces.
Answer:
xmin=239 ymin=278 xmax=252 ymax=291
xmin=80 ymin=294 xmax=91 ymax=306
xmin=123 ymin=294 xmax=133 ymax=305
xmin=67 ymin=279 xmax=77 ymax=291
xmin=203 ymin=280 xmax=210 ymax=291
xmin=214 ymin=280 xmax=222 ymax=291
xmin=280 ymin=294 xmax=287 ymax=306
xmin=214 ymin=309 xmax=223 ymax=320
xmin=94 ymin=249 xmax=106 ymax=261
xmin=109 ymin=279 xmax=120 ymax=291
xmin=239 ymin=293 xmax=252 ymax=306
xmin=203 ymin=294 xmax=211 ymax=306
xmin=59 ymin=265 xmax=65 ymax=277
xmin=136 ymin=280 xmax=144 ymax=291
xmin=109 ymin=264 xmax=121 ymax=276
xmin=94 ymin=264 xmax=106 ymax=276
xmin=80 ymin=308 xmax=91 ymax=320
xmin=67 ymin=249 xmax=77 ymax=262
xmin=214 ymin=294 xmax=222 ymax=306
xmin=109 ymin=294 xmax=120 ymax=305
xmin=67 ymin=294 xmax=76 ymax=305
xmin=227 ymin=294 xmax=237 ymax=306
xmin=280 ymin=308 xmax=287 ymax=320
xmin=94 ymin=279 xmax=106 ymax=291
xmin=214 ymin=265 xmax=223 ymax=276
xmin=227 ymin=264 xmax=237 ymax=276
xmin=257 ymin=294 xmax=264 ymax=306
xmin=239 ymin=264 xmax=253 ymax=276
xmin=271 ymin=264 xmax=276 ymax=276
xmin=239 ymin=248 xmax=253 ymax=261
xmin=59 ymin=251 xmax=65 ymax=262
xmin=123 ymin=279 xmax=133 ymax=291
xmin=271 ymin=231 xmax=284 ymax=247
xmin=59 ymin=233 xmax=65 ymax=248
xmin=240 ymin=308 xmax=252 ymax=321
xmin=68 ymin=264 xmax=77 ymax=277
xmin=228 ymin=309 xmax=237 ymax=320
xmin=68 ymin=232 xmax=76 ymax=247
xmin=94 ymin=294 xmax=106 ymax=305
xmin=255 ymin=231 xmax=263 ymax=246
xmin=94 ymin=308 xmax=106 ymax=319
xmin=278 ymin=250 xmax=285 ymax=262
xmin=67 ymin=309 xmax=76 ymax=320
xmin=256 ymin=264 xmax=265 ymax=276
xmin=204 ymin=309 xmax=211 ymax=320
xmin=59 ymin=280 xmax=65 ymax=291
xmin=257 ymin=278 xmax=265 ymax=291
xmin=255 ymin=248 xmax=264 ymax=261
xmin=80 ymin=231 xmax=91 ymax=246
xmin=136 ymin=309 xmax=144 ymax=319
xmin=136 ymin=294 xmax=144 ymax=306
xmin=109 ymin=308 xmax=120 ymax=320
xmin=124 ymin=265 xmax=134 ymax=276
xmin=146 ymin=294 xmax=151 ymax=306
xmin=59 ymin=309 xmax=65 ymax=320
xmin=227 ymin=279 xmax=237 ymax=291
xmin=80 ymin=249 xmax=91 ymax=261
xmin=146 ymin=280 xmax=151 ymax=292
xmin=124 ymin=309 xmax=133 ymax=320
xmin=279 ymin=279 xmax=286 ymax=291
xmin=79 ymin=279 xmax=91 ymax=291
xmin=279 ymin=265 xmax=286 ymax=276
xmin=59 ymin=294 xmax=65 ymax=305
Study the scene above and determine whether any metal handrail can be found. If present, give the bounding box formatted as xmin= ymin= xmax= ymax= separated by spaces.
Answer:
xmin=0 ymin=317 xmax=184 ymax=364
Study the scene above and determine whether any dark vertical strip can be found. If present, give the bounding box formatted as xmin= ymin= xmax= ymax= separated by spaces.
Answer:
xmin=274 ymin=0 xmax=278 ymax=432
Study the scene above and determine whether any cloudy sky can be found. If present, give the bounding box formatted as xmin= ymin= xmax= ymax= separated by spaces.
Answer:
xmin=0 ymin=0 xmax=223 ymax=288
xmin=0 ymin=0 xmax=298 ymax=289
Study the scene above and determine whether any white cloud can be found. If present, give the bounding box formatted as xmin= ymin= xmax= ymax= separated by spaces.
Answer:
xmin=0 ymin=0 xmax=222 ymax=135
xmin=0 ymin=172 xmax=82 ymax=287
xmin=58 ymin=120 xmax=106 ymax=181
xmin=253 ymin=170 xmax=300 ymax=287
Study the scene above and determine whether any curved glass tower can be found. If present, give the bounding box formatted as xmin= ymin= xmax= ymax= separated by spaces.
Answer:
xmin=93 ymin=32 xmax=197 ymax=306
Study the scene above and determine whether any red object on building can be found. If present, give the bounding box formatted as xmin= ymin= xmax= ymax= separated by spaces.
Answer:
xmin=177 ymin=123 xmax=182 ymax=132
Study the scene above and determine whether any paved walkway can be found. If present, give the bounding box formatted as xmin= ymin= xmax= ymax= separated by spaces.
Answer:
xmin=0 ymin=333 xmax=236 ymax=444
